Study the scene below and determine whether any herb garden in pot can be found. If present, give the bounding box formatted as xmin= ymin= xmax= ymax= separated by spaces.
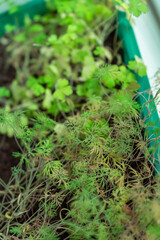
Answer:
xmin=0 ymin=0 xmax=160 ymax=239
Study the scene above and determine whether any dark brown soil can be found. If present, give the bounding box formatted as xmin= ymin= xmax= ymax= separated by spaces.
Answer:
xmin=0 ymin=135 xmax=19 ymax=189
xmin=0 ymin=41 xmax=18 ymax=188
xmin=0 ymin=43 xmax=16 ymax=87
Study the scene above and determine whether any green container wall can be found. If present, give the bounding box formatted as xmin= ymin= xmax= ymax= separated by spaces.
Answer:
xmin=118 ymin=11 xmax=160 ymax=173
xmin=0 ymin=0 xmax=46 ymax=37
xmin=0 ymin=1 xmax=160 ymax=172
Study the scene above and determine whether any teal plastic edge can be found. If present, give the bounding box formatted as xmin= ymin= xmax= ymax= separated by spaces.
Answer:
xmin=118 ymin=11 xmax=160 ymax=173
xmin=0 ymin=0 xmax=46 ymax=38
xmin=0 ymin=2 xmax=159 ymax=172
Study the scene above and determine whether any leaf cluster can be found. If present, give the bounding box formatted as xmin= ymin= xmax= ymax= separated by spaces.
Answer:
xmin=0 ymin=0 xmax=147 ymax=136
xmin=0 ymin=1 xmax=157 ymax=240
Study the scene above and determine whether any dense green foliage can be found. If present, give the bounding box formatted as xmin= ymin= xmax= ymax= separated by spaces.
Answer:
xmin=1 ymin=1 xmax=159 ymax=240
xmin=0 ymin=94 xmax=157 ymax=240
xmin=0 ymin=0 xmax=147 ymax=136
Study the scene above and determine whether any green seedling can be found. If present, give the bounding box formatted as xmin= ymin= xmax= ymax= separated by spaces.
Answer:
xmin=54 ymin=79 xmax=73 ymax=101
xmin=1 ymin=2 xmax=158 ymax=240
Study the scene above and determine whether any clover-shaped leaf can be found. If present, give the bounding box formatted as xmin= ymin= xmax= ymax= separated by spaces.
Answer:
xmin=54 ymin=79 xmax=73 ymax=100
xmin=126 ymin=80 xmax=141 ymax=92
xmin=97 ymin=65 xmax=120 ymax=88
xmin=129 ymin=0 xmax=148 ymax=17
xmin=128 ymin=60 xmax=147 ymax=77
xmin=27 ymin=76 xmax=45 ymax=96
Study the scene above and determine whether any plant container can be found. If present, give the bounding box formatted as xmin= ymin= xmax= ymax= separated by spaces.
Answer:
xmin=0 ymin=0 xmax=159 ymax=172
